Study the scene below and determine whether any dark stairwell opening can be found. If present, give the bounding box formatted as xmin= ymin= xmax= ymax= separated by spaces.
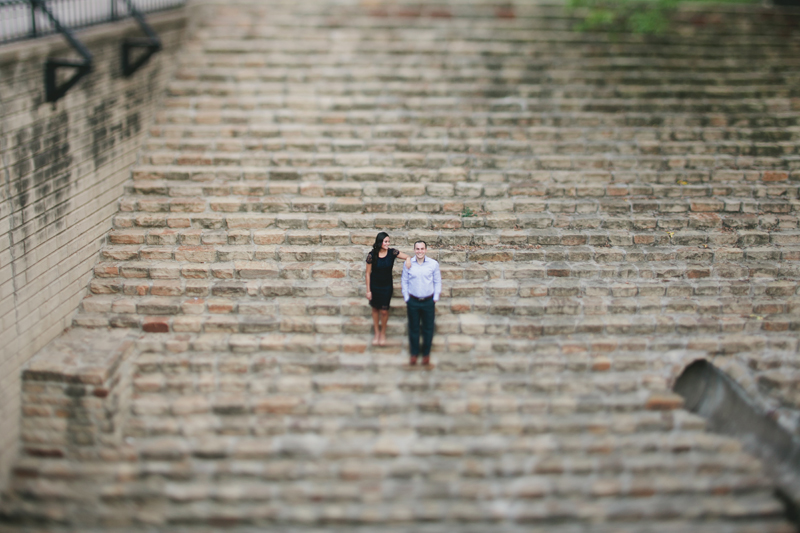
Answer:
xmin=674 ymin=360 xmax=800 ymax=529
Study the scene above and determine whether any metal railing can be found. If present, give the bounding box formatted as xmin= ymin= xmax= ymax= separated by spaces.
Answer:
xmin=0 ymin=0 xmax=185 ymax=45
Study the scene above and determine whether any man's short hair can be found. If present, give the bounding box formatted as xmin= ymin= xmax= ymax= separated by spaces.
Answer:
xmin=414 ymin=240 xmax=427 ymax=249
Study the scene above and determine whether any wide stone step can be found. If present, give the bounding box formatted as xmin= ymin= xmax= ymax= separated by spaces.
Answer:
xmin=154 ymin=99 xmax=798 ymax=120
xmin=124 ymin=180 xmax=800 ymax=204
xmin=187 ymin=50 xmax=800 ymax=73
xmin=110 ymin=208 xmax=800 ymax=236
xmin=83 ymin=283 xmax=800 ymax=314
xmin=116 ymin=193 xmax=800 ymax=218
xmin=130 ymin=329 xmax=797 ymax=356
xmin=196 ymin=35 xmax=798 ymax=58
xmin=138 ymin=140 xmax=800 ymax=163
xmin=86 ymin=256 xmax=800 ymax=284
xmin=80 ymin=287 xmax=800 ymax=316
xmin=148 ymin=110 xmax=800 ymax=129
xmin=163 ymin=80 xmax=794 ymax=101
xmin=133 ymin=153 xmax=800 ymax=178
xmin=131 ymin=161 xmax=800 ymax=188
xmin=85 ymin=272 xmax=798 ymax=297
xmin=144 ymin=124 xmax=800 ymax=144
xmin=7 ymin=456 xmax=784 ymax=528
xmin=129 ymin=386 xmax=673 ymax=417
xmin=130 ymin=347 xmax=678 ymax=378
xmin=172 ymin=64 xmax=790 ymax=85
xmin=71 ymin=307 xmax=800 ymax=336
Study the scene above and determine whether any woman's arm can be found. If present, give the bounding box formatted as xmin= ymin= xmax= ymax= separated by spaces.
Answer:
xmin=365 ymin=262 xmax=372 ymax=300
xmin=396 ymin=251 xmax=412 ymax=269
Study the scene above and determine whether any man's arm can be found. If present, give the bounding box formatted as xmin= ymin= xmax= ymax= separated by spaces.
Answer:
xmin=401 ymin=262 xmax=410 ymax=302
xmin=433 ymin=261 xmax=442 ymax=302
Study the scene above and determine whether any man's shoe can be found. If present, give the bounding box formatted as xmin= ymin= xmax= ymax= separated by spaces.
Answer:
xmin=421 ymin=356 xmax=432 ymax=367
xmin=409 ymin=356 xmax=418 ymax=366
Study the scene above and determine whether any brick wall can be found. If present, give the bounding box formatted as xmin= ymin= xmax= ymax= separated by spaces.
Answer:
xmin=0 ymin=8 xmax=187 ymax=489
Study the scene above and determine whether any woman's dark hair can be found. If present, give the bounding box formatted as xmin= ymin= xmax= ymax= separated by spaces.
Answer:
xmin=372 ymin=232 xmax=390 ymax=259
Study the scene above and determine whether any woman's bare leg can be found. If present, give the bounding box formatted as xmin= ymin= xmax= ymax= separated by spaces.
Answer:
xmin=371 ymin=308 xmax=380 ymax=345
xmin=378 ymin=309 xmax=389 ymax=345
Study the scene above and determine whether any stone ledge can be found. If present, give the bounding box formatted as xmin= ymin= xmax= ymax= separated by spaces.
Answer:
xmin=20 ymin=328 xmax=139 ymax=459
xmin=23 ymin=329 xmax=136 ymax=386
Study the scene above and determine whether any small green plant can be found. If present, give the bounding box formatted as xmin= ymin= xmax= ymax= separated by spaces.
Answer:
xmin=568 ymin=0 xmax=678 ymax=34
xmin=461 ymin=206 xmax=476 ymax=217
xmin=568 ymin=0 xmax=756 ymax=35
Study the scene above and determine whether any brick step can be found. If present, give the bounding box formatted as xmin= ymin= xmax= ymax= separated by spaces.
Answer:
xmin=95 ymin=236 xmax=800 ymax=262
xmin=7 ymin=468 xmax=782 ymax=527
xmin=5 ymin=500 xmax=790 ymax=532
xmin=183 ymin=57 xmax=799 ymax=77
xmin=196 ymin=37 xmax=799 ymax=58
xmin=194 ymin=9 xmax=795 ymax=30
xmin=114 ymin=193 xmax=800 ymax=220
xmin=116 ymin=194 xmax=800 ymax=216
xmin=192 ymin=10 xmax=782 ymax=30
xmin=193 ymin=10 xmax=800 ymax=32
xmin=15 ymin=447 xmax=770 ymax=496
xmin=71 ymin=309 xmax=800 ymax=336
xmin=187 ymin=51 xmax=800 ymax=72
xmin=104 ymin=221 xmax=798 ymax=246
xmin=132 ymin=152 xmax=800 ymax=175
xmin=89 ymin=256 xmax=800 ymax=285
xmin=129 ymin=387 xmax=672 ymax=418
xmin=155 ymin=100 xmax=798 ymax=120
xmin=195 ymin=1 xmax=792 ymax=22
xmin=104 ymin=434 xmax=761 ymax=472
xmin=80 ymin=288 xmax=800 ymax=318
xmin=131 ymin=163 xmax=799 ymax=187
xmin=87 ymin=272 xmax=799 ymax=297
xmin=125 ymin=179 xmax=800 ymax=202
xmin=128 ymin=339 xmax=800 ymax=376
xmin=132 ymin=329 xmax=797 ymax=356
xmin=130 ymin=347 xmax=681 ymax=377
xmin=148 ymin=111 xmax=800 ymax=129
xmin=144 ymin=124 xmax=800 ymax=144
xmin=84 ymin=277 xmax=800 ymax=304
xmin=172 ymin=68 xmax=791 ymax=89
xmin=118 ymin=494 xmax=791 ymax=528
xmin=163 ymin=80 xmax=795 ymax=101
xmin=138 ymin=139 xmax=800 ymax=162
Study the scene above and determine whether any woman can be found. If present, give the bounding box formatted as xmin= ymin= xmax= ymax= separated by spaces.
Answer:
xmin=366 ymin=232 xmax=411 ymax=346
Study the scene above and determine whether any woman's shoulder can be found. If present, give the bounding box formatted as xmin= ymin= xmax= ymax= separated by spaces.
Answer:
xmin=366 ymin=251 xmax=373 ymax=263
xmin=391 ymin=248 xmax=399 ymax=256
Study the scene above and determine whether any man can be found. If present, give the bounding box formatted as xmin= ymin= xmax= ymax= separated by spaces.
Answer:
xmin=401 ymin=240 xmax=442 ymax=367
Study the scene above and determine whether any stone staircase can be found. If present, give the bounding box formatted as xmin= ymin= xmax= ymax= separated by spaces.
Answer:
xmin=2 ymin=0 xmax=800 ymax=530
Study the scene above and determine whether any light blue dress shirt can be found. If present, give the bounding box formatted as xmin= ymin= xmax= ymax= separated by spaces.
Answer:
xmin=401 ymin=256 xmax=442 ymax=302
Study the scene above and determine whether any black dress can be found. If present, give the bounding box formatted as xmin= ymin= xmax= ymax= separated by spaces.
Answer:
xmin=367 ymin=248 xmax=399 ymax=310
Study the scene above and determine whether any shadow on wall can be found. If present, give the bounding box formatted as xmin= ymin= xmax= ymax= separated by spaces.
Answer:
xmin=674 ymin=360 xmax=800 ymax=527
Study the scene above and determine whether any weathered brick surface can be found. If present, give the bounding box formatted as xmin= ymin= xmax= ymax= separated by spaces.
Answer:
xmin=2 ymin=0 xmax=800 ymax=529
xmin=0 ymin=9 xmax=188 ymax=487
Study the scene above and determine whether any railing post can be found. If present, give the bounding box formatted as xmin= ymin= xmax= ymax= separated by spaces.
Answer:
xmin=29 ymin=0 xmax=94 ymax=103
xmin=120 ymin=0 xmax=163 ymax=77
xmin=29 ymin=0 xmax=37 ymax=38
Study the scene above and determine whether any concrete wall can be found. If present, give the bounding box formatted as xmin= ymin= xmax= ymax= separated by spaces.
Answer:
xmin=0 ymin=8 xmax=188 ymax=488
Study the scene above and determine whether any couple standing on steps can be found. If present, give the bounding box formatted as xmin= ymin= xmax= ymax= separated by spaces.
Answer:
xmin=365 ymin=232 xmax=442 ymax=367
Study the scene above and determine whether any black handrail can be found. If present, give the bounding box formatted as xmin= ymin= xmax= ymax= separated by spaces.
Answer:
xmin=0 ymin=0 xmax=185 ymax=103
xmin=0 ymin=0 xmax=185 ymax=45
